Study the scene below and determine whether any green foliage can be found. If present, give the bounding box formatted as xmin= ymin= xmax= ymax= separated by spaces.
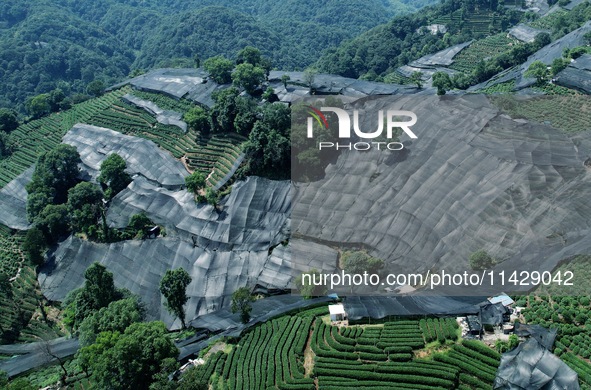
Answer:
xmin=341 ymin=251 xmax=384 ymax=274
xmin=210 ymin=88 xmax=241 ymax=133
xmin=80 ymin=321 xmax=178 ymax=390
xmin=205 ymin=187 xmax=218 ymax=206
xmin=64 ymin=262 xmax=121 ymax=330
xmin=231 ymin=286 xmax=255 ymax=323
xmin=25 ymin=94 xmax=51 ymax=119
xmin=533 ymin=32 xmax=552 ymax=49
xmin=235 ymin=46 xmax=268 ymax=69
xmin=35 ymin=204 xmax=70 ymax=243
xmin=410 ymin=71 xmax=423 ymax=88
xmin=0 ymin=108 xmax=18 ymax=132
xmin=316 ymin=0 xmax=521 ymax=79
xmin=26 ymin=144 xmax=81 ymax=221
xmin=126 ymin=213 xmax=154 ymax=239
xmin=159 ymin=268 xmax=192 ymax=328
xmin=67 ymin=182 xmax=104 ymax=236
xmin=0 ymin=132 xmax=9 ymax=158
xmin=243 ymin=103 xmax=291 ymax=178
xmin=551 ymin=57 xmax=569 ymax=76
xmin=22 ymin=227 xmax=46 ymax=266
xmin=432 ymin=72 xmax=452 ymax=95
xmin=469 ymin=249 xmax=495 ymax=270
xmin=86 ymin=80 xmax=106 ymax=97
xmin=262 ymin=86 xmax=275 ymax=101
xmin=525 ymin=60 xmax=550 ymax=84
xmin=281 ymin=74 xmax=291 ymax=88
xmin=185 ymin=171 xmax=206 ymax=194
xmin=184 ymin=106 xmax=210 ymax=134
xmin=78 ymin=296 xmax=145 ymax=347
xmin=3 ymin=378 xmax=35 ymax=390
xmin=203 ymin=55 xmax=234 ymax=84
xmin=98 ymin=153 xmax=131 ymax=199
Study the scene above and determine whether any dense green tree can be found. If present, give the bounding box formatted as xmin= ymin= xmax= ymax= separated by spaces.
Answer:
xmin=341 ymin=251 xmax=384 ymax=274
xmin=469 ymin=249 xmax=496 ymax=270
xmin=0 ymin=132 xmax=10 ymax=158
xmin=410 ymin=71 xmax=423 ymax=88
xmin=231 ymin=286 xmax=255 ymax=323
xmin=0 ymin=370 xmax=7 ymax=387
xmin=176 ymin=367 xmax=209 ymax=390
xmin=98 ymin=153 xmax=131 ymax=199
xmin=185 ymin=171 xmax=206 ymax=194
xmin=235 ymin=46 xmax=263 ymax=66
xmin=79 ymin=321 xmax=178 ymax=390
xmin=232 ymin=63 xmax=266 ymax=94
xmin=22 ymin=227 xmax=46 ymax=266
xmin=184 ymin=106 xmax=210 ymax=134
xmin=209 ymin=87 xmax=240 ymax=132
xmin=281 ymin=74 xmax=290 ymax=88
xmin=525 ymin=60 xmax=549 ymax=84
xmin=0 ymin=108 xmax=18 ymax=132
xmin=533 ymin=32 xmax=551 ymax=49
xmin=86 ymin=80 xmax=105 ymax=97
xmin=2 ymin=378 xmax=35 ymax=390
xmin=432 ymin=72 xmax=452 ymax=95
xmin=233 ymin=96 xmax=259 ymax=135
xmin=551 ymin=57 xmax=569 ymax=76
xmin=262 ymin=86 xmax=275 ymax=101
xmin=78 ymin=296 xmax=145 ymax=347
xmin=205 ymin=187 xmax=218 ymax=206
xmin=243 ymin=103 xmax=291 ymax=178
xmin=128 ymin=213 xmax=153 ymax=239
xmin=67 ymin=182 xmax=103 ymax=236
xmin=48 ymin=88 xmax=69 ymax=112
xmin=25 ymin=93 xmax=51 ymax=119
xmin=203 ymin=55 xmax=234 ymax=84
xmin=35 ymin=204 xmax=70 ymax=242
xmin=64 ymin=262 xmax=120 ymax=330
xmin=508 ymin=334 xmax=520 ymax=350
xmin=159 ymin=268 xmax=192 ymax=329
xmin=26 ymin=144 xmax=81 ymax=220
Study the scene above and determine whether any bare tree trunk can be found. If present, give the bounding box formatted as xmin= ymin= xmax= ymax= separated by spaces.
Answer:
xmin=39 ymin=340 xmax=69 ymax=386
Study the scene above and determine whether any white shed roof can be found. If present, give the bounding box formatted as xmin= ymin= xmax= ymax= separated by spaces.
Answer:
xmin=328 ymin=304 xmax=345 ymax=315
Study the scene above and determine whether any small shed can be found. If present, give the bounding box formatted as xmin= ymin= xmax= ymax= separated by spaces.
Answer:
xmin=329 ymin=304 xmax=346 ymax=322
xmin=489 ymin=294 xmax=515 ymax=307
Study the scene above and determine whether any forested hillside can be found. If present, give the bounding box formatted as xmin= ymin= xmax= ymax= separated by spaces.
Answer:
xmin=0 ymin=0 xmax=437 ymax=114
xmin=316 ymin=0 xmax=523 ymax=79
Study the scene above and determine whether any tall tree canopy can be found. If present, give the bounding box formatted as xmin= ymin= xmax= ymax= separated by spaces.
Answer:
xmin=26 ymin=144 xmax=81 ymax=221
xmin=159 ymin=268 xmax=192 ymax=328
xmin=98 ymin=153 xmax=131 ymax=199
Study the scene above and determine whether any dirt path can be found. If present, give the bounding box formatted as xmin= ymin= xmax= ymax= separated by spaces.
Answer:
xmin=303 ymin=320 xmax=316 ymax=380
xmin=204 ymin=342 xmax=227 ymax=360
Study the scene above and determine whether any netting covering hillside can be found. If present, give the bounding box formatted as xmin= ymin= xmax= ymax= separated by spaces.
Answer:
xmin=0 ymin=167 xmax=34 ymax=230
xmin=38 ymin=174 xmax=331 ymax=328
xmin=494 ymin=338 xmax=579 ymax=390
xmin=292 ymin=95 xmax=591 ymax=296
xmin=63 ymin=124 xmax=188 ymax=188
xmin=556 ymin=54 xmax=591 ymax=93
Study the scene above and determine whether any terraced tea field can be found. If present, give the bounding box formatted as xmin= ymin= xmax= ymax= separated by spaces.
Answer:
xmin=187 ymin=308 xmax=502 ymax=389
xmin=492 ymin=95 xmax=591 ymax=133
xmin=433 ymin=9 xmax=502 ymax=35
xmin=527 ymin=9 xmax=568 ymax=30
xmin=189 ymin=134 xmax=246 ymax=188
xmin=86 ymin=95 xmax=246 ymax=188
xmin=450 ymin=34 xmax=520 ymax=73
xmin=0 ymin=88 xmax=128 ymax=189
